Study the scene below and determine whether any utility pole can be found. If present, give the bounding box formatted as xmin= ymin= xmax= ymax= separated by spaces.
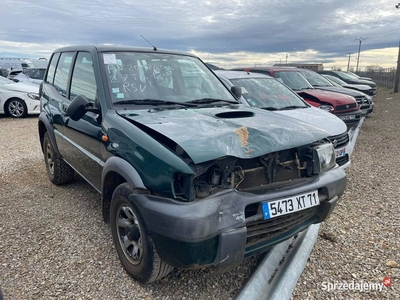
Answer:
xmin=395 ymin=4 xmax=400 ymax=93
xmin=394 ymin=38 xmax=400 ymax=93
xmin=285 ymin=53 xmax=288 ymax=64
xmin=355 ymin=38 xmax=366 ymax=73
xmin=347 ymin=53 xmax=353 ymax=71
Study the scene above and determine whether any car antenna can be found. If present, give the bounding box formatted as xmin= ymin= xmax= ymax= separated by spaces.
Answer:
xmin=140 ymin=35 xmax=157 ymax=51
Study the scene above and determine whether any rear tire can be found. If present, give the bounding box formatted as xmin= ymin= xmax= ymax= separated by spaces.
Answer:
xmin=5 ymin=98 xmax=27 ymax=118
xmin=110 ymin=183 xmax=173 ymax=283
xmin=42 ymin=132 xmax=75 ymax=184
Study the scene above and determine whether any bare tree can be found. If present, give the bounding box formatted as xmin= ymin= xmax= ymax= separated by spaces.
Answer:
xmin=331 ymin=66 xmax=342 ymax=71
xmin=365 ymin=65 xmax=384 ymax=72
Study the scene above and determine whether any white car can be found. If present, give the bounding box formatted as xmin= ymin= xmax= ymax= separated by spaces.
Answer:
xmin=0 ymin=76 xmax=40 ymax=118
xmin=215 ymin=70 xmax=350 ymax=168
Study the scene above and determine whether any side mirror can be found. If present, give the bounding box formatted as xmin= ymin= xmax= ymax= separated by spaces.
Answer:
xmin=231 ymin=85 xmax=242 ymax=99
xmin=67 ymin=95 xmax=100 ymax=121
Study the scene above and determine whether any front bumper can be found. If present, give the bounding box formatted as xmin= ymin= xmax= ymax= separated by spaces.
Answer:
xmin=23 ymin=96 xmax=40 ymax=115
xmin=130 ymin=166 xmax=346 ymax=272
xmin=335 ymin=109 xmax=362 ymax=131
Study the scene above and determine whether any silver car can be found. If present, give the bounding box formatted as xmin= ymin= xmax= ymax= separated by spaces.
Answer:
xmin=215 ymin=70 xmax=350 ymax=168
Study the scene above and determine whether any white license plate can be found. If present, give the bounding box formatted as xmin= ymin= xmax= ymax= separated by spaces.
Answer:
xmin=361 ymin=109 xmax=368 ymax=114
xmin=339 ymin=115 xmax=356 ymax=121
xmin=261 ymin=190 xmax=319 ymax=220
xmin=335 ymin=146 xmax=346 ymax=158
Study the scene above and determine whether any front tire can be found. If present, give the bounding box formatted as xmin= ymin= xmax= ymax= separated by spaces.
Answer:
xmin=110 ymin=183 xmax=173 ymax=283
xmin=5 ymin=98 xmax=27 ymax=118
xmin=42 ymin=132 xmax=75 ymax=184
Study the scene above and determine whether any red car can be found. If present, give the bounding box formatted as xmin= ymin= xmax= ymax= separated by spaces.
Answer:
xmin=231 ymin=67 xmax=362 ymax=130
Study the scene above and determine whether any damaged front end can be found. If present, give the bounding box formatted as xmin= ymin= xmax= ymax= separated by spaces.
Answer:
xmin=130 ymin=137 xmax=344 ymax=272
xmin=173 ymin=140 xmax=336 ymax=202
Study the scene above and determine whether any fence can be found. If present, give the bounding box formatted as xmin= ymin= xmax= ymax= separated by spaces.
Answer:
xmin=358 ymin=68 xmax=396 ymax=89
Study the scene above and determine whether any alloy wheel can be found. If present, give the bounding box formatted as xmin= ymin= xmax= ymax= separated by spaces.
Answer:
xmin=116 ymin=205 xmax=143 ymax=265
xmin=8 ymin=100 xmax=25 ymax=117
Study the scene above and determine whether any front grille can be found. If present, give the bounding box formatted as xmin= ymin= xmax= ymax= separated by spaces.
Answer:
xmin=327 ymin=132 xmax=349 ymax=148
xmin=245 ymin=206 xmax=318 ymax=247
xmin=336 ymin=154 xmax=349 ymax=166
xmin=336 ymin=103 xmax=358 ymax=111
xmin=365 ymin=89 xmax=375 ymax=96
xmin=354 ymin=96 xmax=370 ymax=110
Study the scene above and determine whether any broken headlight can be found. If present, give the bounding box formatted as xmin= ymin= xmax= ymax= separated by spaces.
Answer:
xmin=172 ymin=173 xmax=195 ymax=202
xmin=313 ymin=143 xmax=336 ymax=173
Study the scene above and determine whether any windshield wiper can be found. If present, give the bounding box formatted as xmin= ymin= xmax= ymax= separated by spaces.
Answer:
xmin=279 ymin=105 xmax=307 ymax=110
xmin=260 ymin=106 xmax=279 ymax=111
xmin=186 ymin=98 xmax=239 ymax=104
xmin=113 ymin=99 xmax=196 ymax=107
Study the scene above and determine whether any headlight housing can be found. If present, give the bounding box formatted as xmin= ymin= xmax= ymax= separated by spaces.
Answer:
xmin=172 ymin=172 xmax=195 ymax=202
xmin=28 ymin=93 xmax=40 ymax=100
xmin=319 ymin=104 xmax=334 ymax=113
xmin=313 ymin=143 xmax=336 ymax=173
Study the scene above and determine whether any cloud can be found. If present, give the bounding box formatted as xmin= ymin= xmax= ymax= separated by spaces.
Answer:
xmin=1 ymin=0 xmax=400 ymax=69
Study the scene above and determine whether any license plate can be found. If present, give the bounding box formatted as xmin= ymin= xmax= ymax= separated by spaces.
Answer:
xmin=261 ymin=190 xmax=319 ymax=220
xmin=361 ymin=109 xmax=368 ymax=114
xmin=335 ymin=146 xmax=346 ymax=158
xmin=339 ymin=115 xmax=356 ymax=121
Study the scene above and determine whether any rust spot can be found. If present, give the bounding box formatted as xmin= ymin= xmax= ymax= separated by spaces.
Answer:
xmin=234 ymin=126 xmax=249 ymax=148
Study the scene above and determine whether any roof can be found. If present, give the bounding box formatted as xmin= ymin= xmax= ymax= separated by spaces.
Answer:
xmin=52 ymin=45 xmax=197 ymax=58
xmin=232 ymin=66 xmax=301 ymax=72
xmin=214 ymin=70 xmax=273 ymax=80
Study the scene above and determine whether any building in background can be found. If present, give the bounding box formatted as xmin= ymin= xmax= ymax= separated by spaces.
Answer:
xmin=273 ymin=63 xmax=323 ymax=71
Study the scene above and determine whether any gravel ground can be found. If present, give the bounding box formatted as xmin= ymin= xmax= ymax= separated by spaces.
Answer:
xmin=292 ymin=87 xmax=400 ymax=299
xmin=0 ymin=88 xmax=399 ymax=299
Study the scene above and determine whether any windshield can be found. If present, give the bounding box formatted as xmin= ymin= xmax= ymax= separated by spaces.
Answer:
xmin=273 ymin=71 xmax=313 ymax=91
xmin=102 ymin=52 xmax=234 ymax=105
xmin=335 ymin=71 xmax=355 ymax=80
xmin=23 ymin=68 xmax=46 ymax=80
xmin=299 ymin=70 xmax=332 ymax=87
xmin=323 ymin=74 xmax=347 ymax=86
xmin=230 ymin=77 xmax=307 ymax=109
xmin=346 ymin=71 xmax=360 ymax=78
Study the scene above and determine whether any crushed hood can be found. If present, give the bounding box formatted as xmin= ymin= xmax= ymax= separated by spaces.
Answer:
xmin=276 ymin=107 xmax=346 ymax=137
xmin=297 ymin=89 xmax=356 ymax=105
xmin=117 ymin=106 xmax=329 ymax=164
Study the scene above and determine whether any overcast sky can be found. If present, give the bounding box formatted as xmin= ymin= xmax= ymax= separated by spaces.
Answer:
xmin=2 ymin=0 xmax=400 ymax=70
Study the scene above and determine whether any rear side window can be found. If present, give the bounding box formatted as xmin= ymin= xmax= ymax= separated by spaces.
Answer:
xmin=46 ymin=53 xmax=60 ymax=84
xmin=70 ymin=52 xmax=97 ymax=102
xmin=53 ymin=52 xmax=74 ymax=97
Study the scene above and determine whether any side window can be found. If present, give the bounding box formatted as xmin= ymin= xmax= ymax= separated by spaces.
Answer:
xmin=70 ymin=52 xmax=97 ymax=102
xmin=54 ymin=52 xmax=74 ymax=97
xmin=46 ymin=53 xmax=60 ymax=84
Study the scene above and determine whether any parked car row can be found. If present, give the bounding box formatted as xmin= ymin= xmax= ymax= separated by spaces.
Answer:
xmin=37 ymin=45 xmax=348 ymax=285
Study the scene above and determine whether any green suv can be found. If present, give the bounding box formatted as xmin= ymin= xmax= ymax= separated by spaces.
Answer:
xmin=38 ymin=45 xmax=346 ymax=283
